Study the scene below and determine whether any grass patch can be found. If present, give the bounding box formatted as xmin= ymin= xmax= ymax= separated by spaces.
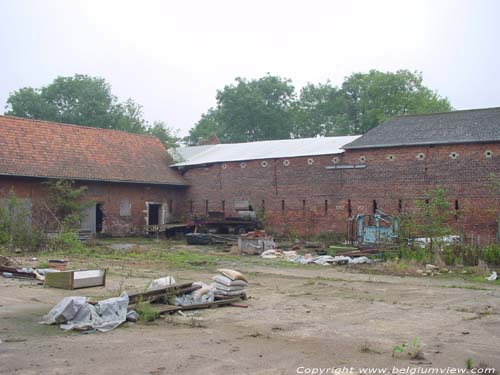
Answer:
xmin=136 ymin=301 xmax=159 ymax=322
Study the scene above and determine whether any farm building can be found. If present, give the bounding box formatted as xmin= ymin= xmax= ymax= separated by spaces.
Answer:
xmin=171 ymin=107 xmax=500 ymax=243
xmin=0 ymin=116 xmax=188 ymax=236
xmin=1 ymin=107 xmax=499 ymax=242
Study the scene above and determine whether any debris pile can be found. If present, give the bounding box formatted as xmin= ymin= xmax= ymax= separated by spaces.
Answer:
xmin=238 ymin=230 xmax=275 ymax=255
xmin=260 ymin=250 xmax=371 ymax=266
xmin=212 ymin=269 xmax=248 ymax=299
xmin=41 ymin=293 xmax=129 ymax=332
xmin=0 ymin=255 xmax=60 ymax=281
xmin=416 ymin=264 xmax=450 ymax=276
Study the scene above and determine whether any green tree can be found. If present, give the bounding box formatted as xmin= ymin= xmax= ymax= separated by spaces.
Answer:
xmin=341 ymin=70 xmax=452 ymax=134
xmin=291 ymin=82 xmax=350 ymax=137
xmin=185 ymin=109 xmax=222 ymax=145
xmin=189 ymin=75 xmax=296 ymax=144
xmin=147 ymin=121 xmax=180 ymax=149
xmin=5 ymin=74 xmax=179 ymax=148
xmin=6 ymin=75 xmax=125 ymax=129
xmin=189 ymin=70 xmax=452 ymax=142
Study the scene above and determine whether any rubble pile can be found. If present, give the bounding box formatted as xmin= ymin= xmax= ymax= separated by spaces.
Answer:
xmin=260 ymin=250 xmax=372 ymax=266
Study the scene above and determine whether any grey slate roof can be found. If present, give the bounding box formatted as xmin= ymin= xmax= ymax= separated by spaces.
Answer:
xmin=343 ymin=107 xmax=500 ymax=149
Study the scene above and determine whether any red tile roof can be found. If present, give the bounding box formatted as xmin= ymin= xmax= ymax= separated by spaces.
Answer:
xmin=0 ymin=115 xmax=187 ymax=186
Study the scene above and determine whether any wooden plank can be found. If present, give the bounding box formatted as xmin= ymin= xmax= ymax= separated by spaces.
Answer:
xmin=156 ymin=297 xmax=242 ymax=315
xmin=128 ymin=282 xmax=195 ymax=304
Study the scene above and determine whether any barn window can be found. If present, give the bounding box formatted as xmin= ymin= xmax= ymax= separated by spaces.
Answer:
xmin=205 ymin=200 xmax=209 ymax=214
xmin=324 ymin=200 xmax=328 ymax=215
xmin=398 ymin=199 xmax=403 ymax=213
xmin=372 ymin=200 xmax=378 ymax=214
xmin=348 ymin=199 xmax=352 ymax=216
xmin=222 ymin=200 xmax=225 ymax=213
xmin=281 ymin=200 xmax=285 ymax=214
xmin=168 ymin=199 xmax=173 ymax=214
xmin=119 ymin=199 xmax=131 ymax=217
xmin=189 ymin=200 xmax=193 ymax=214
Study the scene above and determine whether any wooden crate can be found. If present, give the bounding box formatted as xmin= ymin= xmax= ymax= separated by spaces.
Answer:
xmin=45 ymin=269 xmax=106 ymax=289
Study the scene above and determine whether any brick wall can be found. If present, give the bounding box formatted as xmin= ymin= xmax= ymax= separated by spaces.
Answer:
xmin=179 ymin=142 xmax=500 ymax=243
xmin=0 ymin=176 xmax=187 ymax=235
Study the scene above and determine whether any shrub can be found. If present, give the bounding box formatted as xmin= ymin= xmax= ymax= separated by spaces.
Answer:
xmin=481 ymin=244 xmax=500 ymax=266
xmin=48 ymin=230 xmax=84 ymax=253
xmin=136 ymin=302 xmax=159 ymax=322
xmin=0 ymin=190 xmax=45 ymax=251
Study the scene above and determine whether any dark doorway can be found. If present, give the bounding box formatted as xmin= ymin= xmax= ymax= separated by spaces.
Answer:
xmin=96 ymin=203 xmax=104 ymax=233
xmin=148 ymin=203 xmax=161 ymax=225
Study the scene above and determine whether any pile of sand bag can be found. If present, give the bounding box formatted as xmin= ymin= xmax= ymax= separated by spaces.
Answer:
xmin=212 ymin=269 xmax=248 ymax=299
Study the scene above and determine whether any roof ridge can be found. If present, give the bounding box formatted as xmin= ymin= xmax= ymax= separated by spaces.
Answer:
xmin=0 ymin=115 xmax=160 ymax=141
xmin=196 ymin=135 xmax=360 ymax=147
xmin=389 ymin=106 xmax=500 ymax=121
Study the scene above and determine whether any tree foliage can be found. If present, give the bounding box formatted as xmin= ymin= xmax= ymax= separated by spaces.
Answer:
xmin=5 ymin=74 xmax=179 ymax=148
xmin=189 ymin=70 xmax=452 ymax=144
xmin=187 ymin=75 xmax=296 ymax=144
xmin=340 ymin=70 xmax=451 ymax=134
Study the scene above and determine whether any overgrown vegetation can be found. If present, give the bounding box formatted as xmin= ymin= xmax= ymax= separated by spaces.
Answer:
xmin=481 ymin=244 xmax=500 ymax=266
xmin=393 ymin=187 xmax=500 ymax=268
xmin=43 ymin=180 xmax=88 ymax=252
xmin=0 ymin=190 xmax=44 ymax=250
xmin=136 ymin=301 xmax=159 ymax=322
xmin=0 ymin=180 xmax=88 ymax=252
xmin=392 ymin=337 xmax=424 ymax=360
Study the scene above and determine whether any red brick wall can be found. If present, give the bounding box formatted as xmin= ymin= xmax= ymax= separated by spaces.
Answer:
xmin=179 ymin=142 xmax=500 ymax=243
xmin=0 ymin=176 xmax=187 ymax=236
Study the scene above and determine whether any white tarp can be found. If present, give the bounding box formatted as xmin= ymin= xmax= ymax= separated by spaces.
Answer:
xmin=41 ymin=292 xmax=129 ymax=332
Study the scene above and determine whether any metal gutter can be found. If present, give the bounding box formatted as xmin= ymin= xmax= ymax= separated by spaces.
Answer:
xmin=0 ymin=172 xmax=189 ymax=187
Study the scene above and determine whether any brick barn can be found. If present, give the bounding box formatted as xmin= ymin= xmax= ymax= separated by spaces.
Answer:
xmin=171 ymin=107 xmax=500 ymax=244
xmin=0 ymin=116 xmax=188 ymax=236
xmin=1 ymin=107 xmax=499 ymax=243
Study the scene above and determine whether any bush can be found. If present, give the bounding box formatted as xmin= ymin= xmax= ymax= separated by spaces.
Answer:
xmin=481 ymin=244 xmax=500 ymax=266
xmin=0 ymin=191 xmax=45 ymax=251
xmin=48 ymin=230 xmax=84 ymax=253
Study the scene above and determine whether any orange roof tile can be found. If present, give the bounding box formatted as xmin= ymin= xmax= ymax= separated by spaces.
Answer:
xmin=0 ymin=116 xmax=187 ymax=186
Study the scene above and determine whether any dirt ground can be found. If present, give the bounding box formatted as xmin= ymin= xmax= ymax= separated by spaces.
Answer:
xmin=1 ymin=243 xmax=499 ymax=375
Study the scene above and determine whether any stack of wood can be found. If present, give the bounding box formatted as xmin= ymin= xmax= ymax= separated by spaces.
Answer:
xmin=126 ymin=280 xmax=246 ymax=319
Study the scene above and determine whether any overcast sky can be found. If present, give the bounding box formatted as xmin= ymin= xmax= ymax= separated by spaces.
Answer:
xmin=0 ymin=0 xmax=499 ymax=136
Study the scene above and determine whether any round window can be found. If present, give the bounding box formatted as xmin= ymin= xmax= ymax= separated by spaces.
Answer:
xmin=484 ymin=150 xmax=493 ymax=158
xmin=449 ymin=152 xmax=459 ymax=159
xmin=332 ymin=157 xmax=340 ymax=164
xmin=261 ymin=160 xmax=268 ymax=168
xmin=359 ymin=156 xmax=366 ymax=163
xmin=221 ymin=163 xmax=227 ymax=169
xmin=240 ymin=162 xmax=247 ymax=168
xmin=307 ymin=158 xmax=314 ymax=165
xmin=416 ymin=153 xmax=425 ymax=160
xmin=283 ymin=159 xmax=290 ymax=166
